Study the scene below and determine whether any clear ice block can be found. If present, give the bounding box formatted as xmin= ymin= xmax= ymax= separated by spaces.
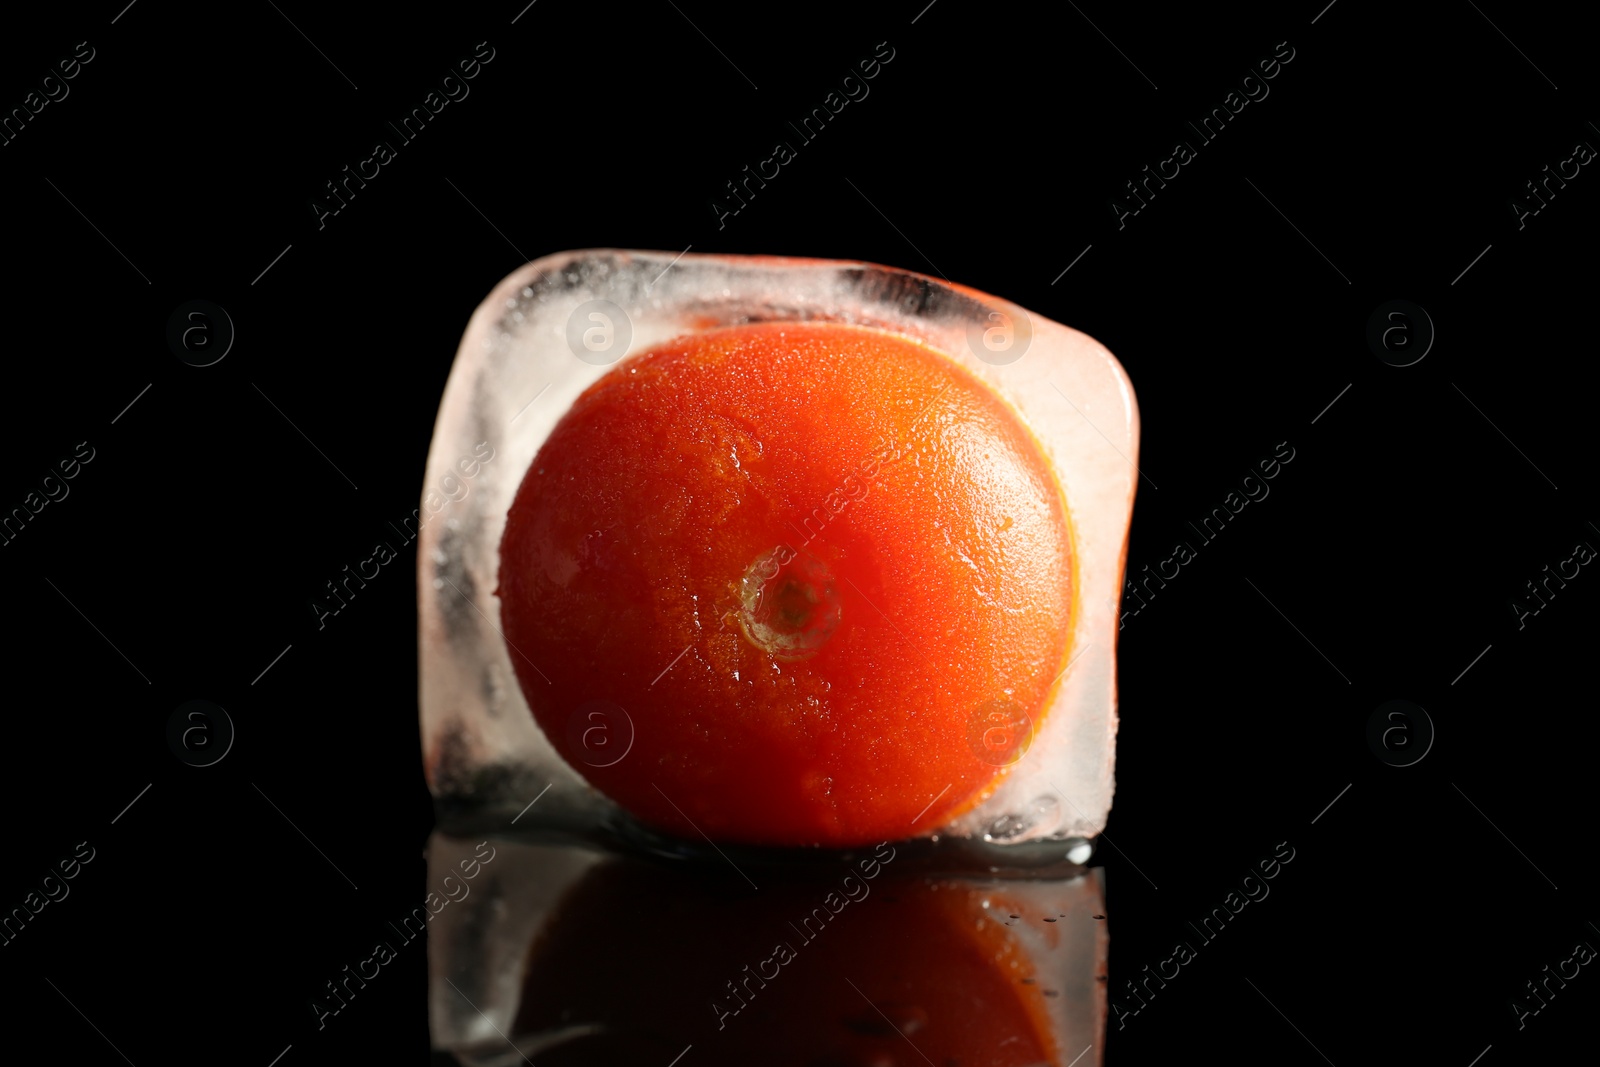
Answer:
xmin=419 ymin=250 xmax=1138 ymax=850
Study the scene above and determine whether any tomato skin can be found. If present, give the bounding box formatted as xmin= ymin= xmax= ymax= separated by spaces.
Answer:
xmin=498 ymin=323 xmax=1074 ymax=846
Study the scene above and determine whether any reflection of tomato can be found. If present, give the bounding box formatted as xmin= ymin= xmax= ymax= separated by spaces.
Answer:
xmin=499 ymin=323 xmax=1075 ymax=846
xmin=514 ymin=855 xmax=1059 ymax=1066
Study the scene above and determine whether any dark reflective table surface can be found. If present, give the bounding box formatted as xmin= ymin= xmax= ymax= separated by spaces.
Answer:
xmin=425 ymin=833 xmax=1107 ymax=1067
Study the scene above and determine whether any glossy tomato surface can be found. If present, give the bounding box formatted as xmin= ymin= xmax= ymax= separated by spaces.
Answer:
xmin=498 ymin=322 xmax=1074 ymax=846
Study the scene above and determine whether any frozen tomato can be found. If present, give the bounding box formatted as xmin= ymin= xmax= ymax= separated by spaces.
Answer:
xmin=498 ymin=322 xmax=1074 ymax=846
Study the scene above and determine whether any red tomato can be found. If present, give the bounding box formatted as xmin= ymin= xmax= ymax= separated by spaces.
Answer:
xmin=499 ymin=323 xmax=1074 ymax=846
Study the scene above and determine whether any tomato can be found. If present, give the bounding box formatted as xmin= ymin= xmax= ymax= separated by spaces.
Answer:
xmin=498 ymin=322 xmax=1074 ymax=846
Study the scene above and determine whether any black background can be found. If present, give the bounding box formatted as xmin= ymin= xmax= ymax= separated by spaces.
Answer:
xmin=2 ymin=1 xmax=1595 ymax=1064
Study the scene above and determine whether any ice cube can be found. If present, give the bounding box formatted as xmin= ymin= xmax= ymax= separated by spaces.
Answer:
xmin=419 ymin=250 xmax=1137 ymax=847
